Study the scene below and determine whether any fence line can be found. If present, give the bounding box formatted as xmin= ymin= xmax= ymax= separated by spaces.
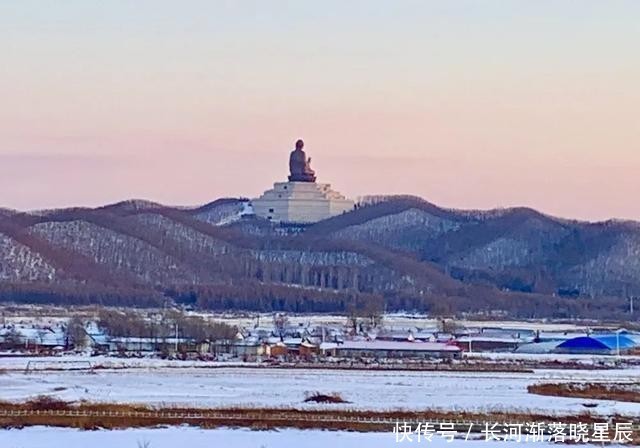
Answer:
xmin=0 ymin=409 xmax=499 ymax=426
xmin=0 ymin=409 xmax=638 ymax=432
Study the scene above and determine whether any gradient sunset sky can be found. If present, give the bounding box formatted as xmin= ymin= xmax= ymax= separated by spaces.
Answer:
xmin=1 ymin=1 xmax=639 ymax=220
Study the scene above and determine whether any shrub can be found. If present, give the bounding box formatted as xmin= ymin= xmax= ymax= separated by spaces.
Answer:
xmin=26 ymin=395 xmax=70 ymax=410
xmin=303 ymin=391 xmax=350 ymax=404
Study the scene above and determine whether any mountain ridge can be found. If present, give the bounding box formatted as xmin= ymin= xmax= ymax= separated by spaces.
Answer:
xmin=0 ymin=195 xmax=637 ymax=319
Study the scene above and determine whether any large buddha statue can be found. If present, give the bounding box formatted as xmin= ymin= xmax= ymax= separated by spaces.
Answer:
xmin=288 ymin=139 xmax=316 ymax=182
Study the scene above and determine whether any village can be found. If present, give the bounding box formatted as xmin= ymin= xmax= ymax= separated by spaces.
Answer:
xmin=1 ymin=307 xmax=639 ymax=365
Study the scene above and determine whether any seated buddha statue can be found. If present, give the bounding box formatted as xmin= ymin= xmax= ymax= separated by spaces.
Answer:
xmin=288 ymin=139 xmax=316 ymax=182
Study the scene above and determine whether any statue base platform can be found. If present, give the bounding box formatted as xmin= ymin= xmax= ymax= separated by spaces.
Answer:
xmin=251 ymin=181 xmax=354 ymax=224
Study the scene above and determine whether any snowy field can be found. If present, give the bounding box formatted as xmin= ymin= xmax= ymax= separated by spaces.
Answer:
xmin=1 ymin=366 xmax=639 ymax=416
xmin=0 ymin=311 xmax=594 ymax=332
xmin=2 ymin=352 xmax=639 ymax=372
xmin=0 ymin=355 xmax=243 ymax=371
xmin=0 ymin=426 xmax=621 ymax=448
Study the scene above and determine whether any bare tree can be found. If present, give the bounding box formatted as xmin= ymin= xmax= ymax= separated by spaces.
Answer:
xmin=65 ymin=316 xmax=87 ymax=349
xmin=273 ymin=313 xmax=289 ymax=338
xmin=437 ymin=318 xmax=459 ymax=334
xmin=346 ymin=294 xmax=384 ymax=333
xmin=4 ymin=327 xmax=22 ymax=347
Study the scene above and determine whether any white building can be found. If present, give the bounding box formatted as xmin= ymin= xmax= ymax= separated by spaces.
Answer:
xmin=252 ymin=181 xmax=353 ymax=224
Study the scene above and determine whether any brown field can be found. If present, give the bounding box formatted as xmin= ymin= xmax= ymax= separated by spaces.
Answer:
xmin=529 ymin=382 xmax=640 ymax=403
xmin=0 ymin=396 xmax=636 ymax=430
xmin=1 ymin=397 xmax=638 ymax=444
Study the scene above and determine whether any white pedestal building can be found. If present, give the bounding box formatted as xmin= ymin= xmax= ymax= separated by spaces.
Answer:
xmin=251 ymin=139 xmax=354 ymax=224
xmin=252 ymin=181 xmax=354 ymax=224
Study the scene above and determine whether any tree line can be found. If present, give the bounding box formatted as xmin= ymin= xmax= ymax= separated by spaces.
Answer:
xmin=96 ymin=308 xmax=237 ymax=341
xmin=0 ymin=280 xmax=635 ymax=321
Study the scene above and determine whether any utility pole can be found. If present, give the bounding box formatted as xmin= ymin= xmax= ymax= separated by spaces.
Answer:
xmin=174 ymin=323 xmax=179 ymax=352
xmin=623 ymin=285 xmax=634 ymax=315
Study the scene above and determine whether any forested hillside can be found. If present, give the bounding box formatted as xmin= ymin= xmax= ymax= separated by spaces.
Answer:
xmin=0 ymin=196 xmax=637 ymax=320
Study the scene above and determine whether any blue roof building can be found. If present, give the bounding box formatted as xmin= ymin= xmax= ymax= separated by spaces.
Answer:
xmin=555 ymin=335 xmax=637 ymax=354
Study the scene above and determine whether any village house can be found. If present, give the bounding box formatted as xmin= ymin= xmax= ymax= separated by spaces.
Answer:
xmin=454 ymin=335 xmax=524 ymax=352
xmin=0 ymin=325 xmax=66 ymax=353
xmin=320 ymin=340 xmax=461 ymax=359
xmin=299 ymin=340 xmax=319 ymax=358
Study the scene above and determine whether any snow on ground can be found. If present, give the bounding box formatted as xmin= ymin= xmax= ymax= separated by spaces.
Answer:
xmin=1 ymin=366 xmax=639 ymax=416
xmin=0 ymin=355 xmax=244 ymax=371
xmin=2 ymin=353 xmax=639 ymax=372
xmin=0 ymin=426 xmax=618 ymax=448
xmin=179 ymin=313 xmax=598 ymax=332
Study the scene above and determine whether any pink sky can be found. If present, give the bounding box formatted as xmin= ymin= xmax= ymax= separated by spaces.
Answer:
xmin=1 ymin=1 xmax=639 ymax=221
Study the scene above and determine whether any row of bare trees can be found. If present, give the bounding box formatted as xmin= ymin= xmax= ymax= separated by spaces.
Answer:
xmin=96 ymin=308 xmax=236 ymax=341
xmin=0 ymin=278 xmax=635 ymax=321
